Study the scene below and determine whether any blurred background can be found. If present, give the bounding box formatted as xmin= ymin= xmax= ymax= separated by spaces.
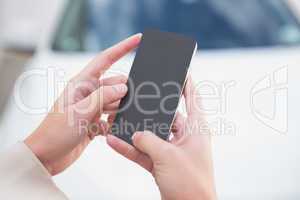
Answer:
xmin=0 ymin=0 xmax=300 ymax=199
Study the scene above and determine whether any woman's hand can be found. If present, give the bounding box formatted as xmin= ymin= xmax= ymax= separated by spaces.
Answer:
xmin=25 ymin=34 xmax=142 ymax=176
xmin=107 ymin=78 xmax=217 ymax=200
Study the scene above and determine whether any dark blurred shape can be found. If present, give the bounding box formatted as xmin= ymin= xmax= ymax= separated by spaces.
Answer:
xmin=52 ymin=0 xmax=300 ymax=52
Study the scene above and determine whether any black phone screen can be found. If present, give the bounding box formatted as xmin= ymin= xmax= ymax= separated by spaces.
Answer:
xmin=111 ymin=30 xmax=197 ymax=144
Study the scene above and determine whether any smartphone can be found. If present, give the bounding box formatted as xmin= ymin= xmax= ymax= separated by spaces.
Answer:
xmin=111 ymin=30 xmax=197 ymax=144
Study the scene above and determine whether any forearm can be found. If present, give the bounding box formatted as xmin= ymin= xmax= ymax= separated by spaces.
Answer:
xmin=0 ymin=142 xmax=68 ymax=200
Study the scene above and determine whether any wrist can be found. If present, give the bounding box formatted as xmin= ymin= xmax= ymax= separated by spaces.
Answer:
xmin=183 ymin=178 xmax=217 ymax=200
xmin=24 ymin=134 xmax=54 ymax=175
xmin=194 ymin=180 xmax=217 ymax=200
xmin=161 ymin=183 xmax=216 ymax=200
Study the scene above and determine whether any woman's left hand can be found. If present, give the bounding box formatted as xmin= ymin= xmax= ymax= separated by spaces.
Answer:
xmin=25 ymin=34 xmax=141 ymax=176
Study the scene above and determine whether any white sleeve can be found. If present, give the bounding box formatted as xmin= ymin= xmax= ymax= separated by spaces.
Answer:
xmin=0 ymin=142 xmax=68 ymax=200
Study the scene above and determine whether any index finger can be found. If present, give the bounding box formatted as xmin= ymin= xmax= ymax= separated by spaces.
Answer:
xmin=82 ymin=33 xmax=142 ymax=78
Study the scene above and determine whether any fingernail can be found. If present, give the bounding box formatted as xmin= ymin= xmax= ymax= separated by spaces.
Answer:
xmin=114 ymin=84 xmax=127 ymax=93
xmin=131 ymin=132 xmax=142 ymax=141
xmin=135 ymin=33 xmax=143 ymax=38
xmin=120 ymin=75 xmax=128 ymax=82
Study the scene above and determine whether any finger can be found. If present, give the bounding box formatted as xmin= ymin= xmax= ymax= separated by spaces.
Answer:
xmin=100 ymin=75 xmax=128 ymax=86
xmin=184 ymin=76 xmax=194 ymax=115
xmin=171 ymin=112 xmax=186 ymax=139
xmin=107 ymin=113 xmax=117 ymax=124
xmin=103 ymin=101 xmax=120 ymax=112
xmin=132 ymin=131 xmax=174 ymax=161
xmin=83 ymin=34 xmax=142 ymax=78
xmin=90 ymin=108 xmax=101 ymax=125
xmin=106 ymin=135 xmax=153 ymax=172
xmin=100 ymin=84 xmax=127 ymax=105
xmin=62 ymin=74 xmax=126 ymax=107
xmin=103 ymin=101 xmax=122 ymax=115
xmin=74 ymin=84 xmax=127 ymax=120
xmin=103 ymin=110 xmax=119 ymax=115
xmin=88 ymin=120 xmax=110 ymax=139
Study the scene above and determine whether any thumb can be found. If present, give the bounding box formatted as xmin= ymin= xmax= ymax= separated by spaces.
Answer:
xmin=132 ymin=131 xmax=173 ymax=161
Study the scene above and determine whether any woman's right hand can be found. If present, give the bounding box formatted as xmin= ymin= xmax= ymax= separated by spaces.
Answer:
xmin=106 ymin=77 xmax=217 ymax=200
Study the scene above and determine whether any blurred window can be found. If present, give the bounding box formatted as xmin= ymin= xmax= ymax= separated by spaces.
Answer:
xmin=52 ymin=0 xmax=300 ymax=51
